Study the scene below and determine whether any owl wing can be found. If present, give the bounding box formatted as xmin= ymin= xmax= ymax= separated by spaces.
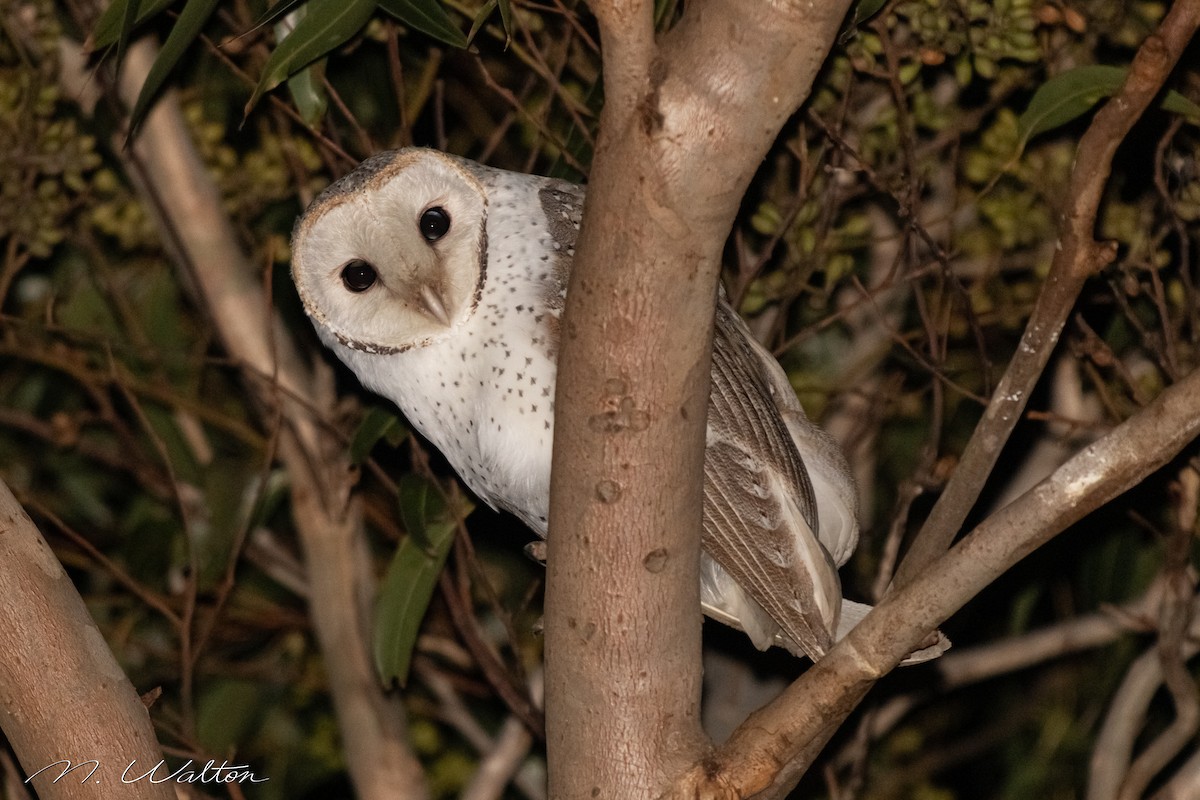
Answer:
xmin=701 ymin=300 xmax=845 ymax=660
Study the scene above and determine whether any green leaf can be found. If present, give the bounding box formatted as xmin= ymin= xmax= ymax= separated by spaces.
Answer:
xmin=92 ymin=0 xmax=175 ymax=48
xmin=851 ymin=0 xmax=887 ymax=25
xmin=397 ymin=472 xmax=446 ymax=550
xmin=496 ymin=0 xmax=512 ymax=44
xmin=241 ymin=0 xmax=311 ymax=46
xmin=839 ymin=0 xmax=887 ymax=44
xmin=244 ymin=0 xmax=376 ymax=116
xmin=377 ymin=0 xmax=467 ymax=48
xmin=116 ymin=0 xmax=143 ymax=67
xmin=274 ymin=3 xmax=330 ymax=125
xmin=1162 ymin=89 xmax=1200 ymax=121
xmin=348 ymin=405 xmax=408 ymax=464
xmin=246 ymin=469 xmax=291 ymax=530
xmin=128 ymin=0 xmax=221 ymax=135
xmin=1019 ymin=65 xmax=1200 ymax=145
xmin=464 ymin=0 xmax=508 ymax=45
xmin=373 ymin=475 xmax=457 ymax=686
xmin=652 ymin=0 xmax=678 ymax=29
xmin=1018 ymin=65 xmax=1125 ymax=143
xmin=286 ymin=62 xmax=329 ymax=126
xmin=466 ymin=0 xmax=495 ymax=44
xmin=196 ymin=679 xmax=270 ymax=753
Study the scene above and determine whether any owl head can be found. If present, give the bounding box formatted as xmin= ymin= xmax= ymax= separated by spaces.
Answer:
xmin=291 ymin=148 xmax=489 ymax=354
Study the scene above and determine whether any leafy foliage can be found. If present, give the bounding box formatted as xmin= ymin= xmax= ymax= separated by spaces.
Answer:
xmin=1018 ymin=64 xmax=1200 ymax=144
xmin=374 ymin=475 xmax=464 ymax=685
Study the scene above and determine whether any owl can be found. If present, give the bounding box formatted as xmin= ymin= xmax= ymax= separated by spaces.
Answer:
xmin=291 ymin=147 xmax=945 ymax=663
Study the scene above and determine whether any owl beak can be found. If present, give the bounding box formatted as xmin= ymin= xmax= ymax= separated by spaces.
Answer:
xmin=418 ymin=284 xmax=452 ymax=327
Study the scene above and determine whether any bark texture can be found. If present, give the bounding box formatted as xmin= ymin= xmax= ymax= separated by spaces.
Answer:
xmin=550 ymin=0 xmax=1200 ymax=797
xmin=545 ymin=1 xmax=855 ymax=797
xmin=0 ymin=479 xmax=174 ymax=800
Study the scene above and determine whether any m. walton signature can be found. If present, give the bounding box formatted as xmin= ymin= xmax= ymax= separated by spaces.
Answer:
xmin=26 ymin=759 xmax=268 ymax=785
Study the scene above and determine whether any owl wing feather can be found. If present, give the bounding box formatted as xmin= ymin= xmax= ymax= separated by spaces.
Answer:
xmin=525 ymin=175 xmax=850 ymax=660
xmin=705 ymin=302 xmax=951 ymax=663
xmin=701 ymin=301 xmax=843 ymax=660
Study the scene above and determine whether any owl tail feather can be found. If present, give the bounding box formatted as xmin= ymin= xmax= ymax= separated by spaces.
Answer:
xmin=699 ymin=595 xmax=950 ymax=666
xmin=837 ymin=599 xmax=951 ymax=665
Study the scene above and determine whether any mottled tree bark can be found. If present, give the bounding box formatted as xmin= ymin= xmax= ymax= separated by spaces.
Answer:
xmin=545 ymin=1 xmax=855 ymax=796
xmin=549 ymin=0 xmax=1200 ymax=798
xmin=0 ymin=479 xmax=174 ymax=800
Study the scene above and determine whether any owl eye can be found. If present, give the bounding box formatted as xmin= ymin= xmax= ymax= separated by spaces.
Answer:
xmin=340 ymin=260 xmax=378 ymax=293
xmin=419 ymin=207 xmax=451 ymax=241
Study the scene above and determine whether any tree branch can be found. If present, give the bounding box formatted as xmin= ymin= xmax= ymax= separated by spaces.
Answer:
xmin=588 ymin=0 xmax=654 ymax=127
xmin=546 ymin=0 xmax=854 ymax=796
xmin=0 ymin=479 xmax=174 ymax=800
xmin=671 ymin=361 xmax=1200 ymax=798
xmin=893 ymin=0 xmax=1200 ymax=588
xmin=1089 ymin=595 xmax=1200 ymax=800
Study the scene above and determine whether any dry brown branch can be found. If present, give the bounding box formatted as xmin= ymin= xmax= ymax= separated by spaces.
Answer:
xmin=40 ymin=30 xmax=429 ymax=799
xmin=416 ymin=661 xmax=544 ymax=800
xmin=1083 ymin=467 xmax=1200 ymax=800
xmin=832 ymin=572 xmax=1181 ymax=779
xmin=545 ymin=0 xmax=855 ymax=796
xmin=894 ymin=0 xmax=1200 ymax=589
xmin=671 ymin=359 xmax=1200 ymax=798
xmin=0 ymin=478 xmax=174 ymax=800
xmin=0 ymin=405 xmax=172 ymax=499
xmin=1115 ymin=467 xmax=1200 ymax=800
xmin=1150 ymin=750 xmax=1200 ymax=800
xmin=936 ymin=596 xmax=1155 ymax=688
xmin=438 ymin=565 xmax=545 ymax=739
xmin=21 ymin=495 xmax=181 ymax=629
xmin=464 ymin=669 xmax=544 ymax=800
xmin=827 ymin=575 xmax=1175 ymax=778
xmin=1089 ymin=594 xmax=1200 ymax=800
xmin=461 ymin=714 xmax=539 ymax=800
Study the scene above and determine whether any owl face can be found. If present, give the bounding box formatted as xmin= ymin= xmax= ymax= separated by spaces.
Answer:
xmin=291 ymin=149 xmax=489 ymax=354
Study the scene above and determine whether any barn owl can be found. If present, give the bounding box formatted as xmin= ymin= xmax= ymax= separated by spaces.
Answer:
xmin=291 ymin=147 xmax=945 ymax=663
